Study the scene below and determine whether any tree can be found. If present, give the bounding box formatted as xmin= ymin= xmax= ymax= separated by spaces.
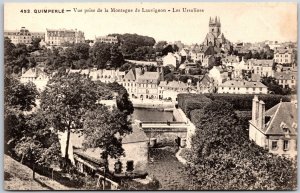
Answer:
xmin=106 ymin=82 xmax=134 ymax=115
xmin=90 ymin=42 xmax=112 ymax=69
xmin=155 ymin=41 xmax=167 ymax=53
xmin=186 ymin=100 xmax=297 ymax=190
xmin=30 ymin=37 xmax=41 ymax=51
xmin=261 ymin=76 xmax=291 ymax=95
xmin=111 ymin=33 xmax=156 ymax=58
xmin=110 ymin=44 xmax=125 ymax=68
xmin=133 ymin=46 xmax=155 ymax=61
xmin=40 ymin=72 xmax=99 ymax=165
xmin=4 ymin=76 xmax=38 ymax=112
xmin=162 ymin=45 xmax=174 ymax=56
xmin=82 ymin=106 xmax=132 ymax=163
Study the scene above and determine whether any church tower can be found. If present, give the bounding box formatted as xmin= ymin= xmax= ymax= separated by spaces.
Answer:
xmin=209 ymin=16 xmax=221 ymax=37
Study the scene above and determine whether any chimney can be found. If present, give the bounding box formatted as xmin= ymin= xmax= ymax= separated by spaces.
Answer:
xmin=22 ymin=67 xmax=26 ymax=74
xmin=258 ymin=100 xmax=265 ymax=129
xmin=252 ymin=95 xmax=259 ymax=126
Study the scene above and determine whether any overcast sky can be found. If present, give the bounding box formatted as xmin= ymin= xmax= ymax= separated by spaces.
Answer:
xmin=4 ymin=2 xmax=297 ymax=44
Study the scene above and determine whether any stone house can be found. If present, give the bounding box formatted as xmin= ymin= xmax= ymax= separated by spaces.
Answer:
xmin=249 ymin=96 xmax=297 ymax=159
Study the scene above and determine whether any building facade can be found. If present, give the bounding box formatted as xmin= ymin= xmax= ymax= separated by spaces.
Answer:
xmin=274 ymin=72 xmax=297 ymax=90
xmin=217 ymin=80 xmax=268 ymax=94
xmin=274 ymin=49 xmax=294 ymax=64
xmin=4 ymin=27 xmax=45 ymax=45
xmin=45 ymin=28 xmax=85 ymax=46
xmin=95 ymin=36 xmax=118 ymax=44
xmin=247 ymin=59 xmax=274 ymax=77
xmin=249 ymin=96 xmax=297 ymax=159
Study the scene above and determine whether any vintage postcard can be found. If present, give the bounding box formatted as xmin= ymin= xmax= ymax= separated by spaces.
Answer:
xmin=4 ymin=2 xmax=297 ymax=190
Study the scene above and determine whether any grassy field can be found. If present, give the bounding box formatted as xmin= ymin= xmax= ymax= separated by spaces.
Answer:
xmin=4 ymin=154 xmax=72 ymax=190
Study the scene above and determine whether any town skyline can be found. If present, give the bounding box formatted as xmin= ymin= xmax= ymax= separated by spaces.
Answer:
xmin=4 ymin=2 xmax=297 ymax=44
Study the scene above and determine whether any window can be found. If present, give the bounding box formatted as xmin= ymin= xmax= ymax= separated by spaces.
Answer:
xmin=272 ymin=141 xmax=278 ymax=150
xmin=283 ymin=140 xmax=289 ymax=151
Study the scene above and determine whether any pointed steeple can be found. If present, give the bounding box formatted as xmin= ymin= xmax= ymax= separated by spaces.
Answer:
xmin=215 ymin=16 xmax=218 ymax=23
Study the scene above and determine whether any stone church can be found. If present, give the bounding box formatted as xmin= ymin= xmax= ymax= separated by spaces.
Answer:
xmin=202 ymin=16 xmax=231 ymax=52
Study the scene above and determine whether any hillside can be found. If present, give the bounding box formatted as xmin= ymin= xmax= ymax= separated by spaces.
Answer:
xmin=4 ymin=154 xmax=71 ymax=190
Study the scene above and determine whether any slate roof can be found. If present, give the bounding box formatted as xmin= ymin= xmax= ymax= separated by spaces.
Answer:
xmin=22 ymin=68 xmax=37 ymax=78
xmin=274 ymin=48 xmax=293 ymax=54
xmin=199 ymin=74 xmax=213 ymax=85
xmin=219 ymin=80 xmax=267 ymax=88
xmin=137 ymin=71 xmax=160 ymax=83
xmin=124 ymin=69 xmax=136 ymax=81
xmin=122 ymin=124 xmax=148 ymax=144
xmin=222 ymin=55 xmax=239 ymax=63
xmin=274 ymin=72 xmax=297 ymax=80
xmin=249 ymin=59 xmax=273 ymax=67
xmin=264 ymin=102 xmax=297 ymax=135
xmin=21 ymin=67 xmax=47 ymax=78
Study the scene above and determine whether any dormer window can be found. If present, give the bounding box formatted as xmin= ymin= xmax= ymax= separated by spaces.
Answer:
xmin=283 ymin=128 xmax=290 ymax=134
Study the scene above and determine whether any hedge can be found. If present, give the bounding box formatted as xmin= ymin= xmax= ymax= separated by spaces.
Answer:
xmin=177 ymin=94 xmax=211 ymax=118
xmin=204 ymin=93 xmax=291 ymax=111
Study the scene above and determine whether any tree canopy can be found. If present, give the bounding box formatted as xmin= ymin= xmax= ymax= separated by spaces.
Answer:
xmin=186 ymin=100 xmax=297 ymax=190
xmin=82 ymin=106 xmax=132 ymax=161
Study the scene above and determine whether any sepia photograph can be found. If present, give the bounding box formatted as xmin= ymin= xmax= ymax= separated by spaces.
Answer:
xmin=3 ymin=2 xmax=298 ymax=190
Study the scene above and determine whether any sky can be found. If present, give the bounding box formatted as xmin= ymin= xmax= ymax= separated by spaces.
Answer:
xmin=4 ymin=2 xmax=297 ymax=44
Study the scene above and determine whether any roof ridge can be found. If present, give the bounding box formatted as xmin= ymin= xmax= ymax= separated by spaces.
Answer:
xmin=265 ymin=102 xmax=282 ymax=134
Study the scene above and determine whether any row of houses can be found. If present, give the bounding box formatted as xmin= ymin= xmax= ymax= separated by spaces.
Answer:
xmin=5 ymin=26 xmax=119 ymax=46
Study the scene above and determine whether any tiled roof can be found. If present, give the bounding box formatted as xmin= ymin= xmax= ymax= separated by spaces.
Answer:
xmin=264 ymin=102 xmax=297 ymax=135
xmin=122 ymin=124 xmax=148 ymax=144
xmin=219 ymin=80 xmax=267 ymax=88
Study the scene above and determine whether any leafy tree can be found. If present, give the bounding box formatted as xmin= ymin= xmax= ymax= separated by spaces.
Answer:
xmin=30 ymin=37 xmax=41 ymax=51
xmin=261 ymin=76 xmax=291 ymax=95
xmin=162 ymin=45 xmax=174 ymax=56
xmin=187 ymin=100 xmax=297 ymax=190
xmin=111 ymin=33 xmax=156 ymax=58
xmin=110 ymin=44 xmax=125 ymax=68
xmin=90 ymin=42 xmax=112 ymax=69
xmin=82 ymin=106 xmax=132 ymax=164
xmin=244 ymin=51 xmax=252 ymax=60
xmin=133 ymin=46 xmax=155 ymax=61
xmin=155 ymin=41 xmax=167 ymax=53
xmin=40 ymin=72 xmax=99 ymax=165
xmin=4 ymin=76 xmax=38 ymax=111
xmin=106 ymin=82 xmax=134 ymax=115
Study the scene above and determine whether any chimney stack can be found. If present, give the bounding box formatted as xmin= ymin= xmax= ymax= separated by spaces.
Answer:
xmin=258 ymin=100 xmax=265 ymax=129
xmin=252 ymin=95 xmax=259 ymax=126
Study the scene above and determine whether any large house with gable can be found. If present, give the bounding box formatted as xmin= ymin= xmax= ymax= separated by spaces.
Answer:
xmin=249 ymin=96 xmax=297 ymax=159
